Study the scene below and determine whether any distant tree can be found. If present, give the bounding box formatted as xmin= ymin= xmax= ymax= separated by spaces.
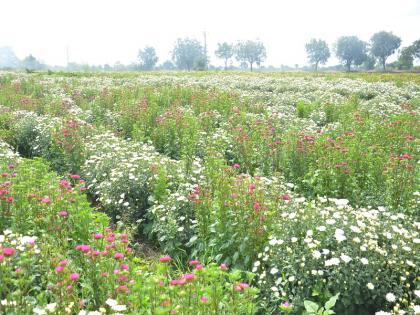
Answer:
xmin=335 ymin=36 xmax=367 ymax=71
xmin=370 ymin=31 xmax=401 ymax=71
xmin=396 ymin=46 xmax=415 ymax=70
xmin=362 ymin=54 xmax=376 ymax=70
xmin=235 ymin=40 xmax=266 ymax=71
xmin=215 ymin=42 xmax=234 ymax=70
xmin=161 ymin=60 xmax=176 ymax=70
xmin=138 ymin=46 xmax=158 ymax=70
xmin=412 ymin=39 xmax=420 ymax=59
xmin=0 ymin=47 xmax=20 ymax=68
xmin=22 ymin=55 xmax=43 ymax=70
xmin=172 ymin=38 xmax=204 ymax=71
xmin=305 ymin=39 xmax=330 ymax=71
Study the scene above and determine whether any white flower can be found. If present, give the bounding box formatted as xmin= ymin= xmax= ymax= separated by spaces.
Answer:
xmin=334 ymin=199 xmax=349 ymax=206
xmin=415 ymin=290 xmax=420 ymax=298
xmin=288 ymin=276 xmax=295 ymax=282
xmin=317 ymin=226 xmax=326 ymax=232
xmin=385 ymin=292 xmax=396 ymax=302
xmin=46 ymin=303 xmax=57 ymax=312
xmin=270 ymin=267 xmax=279 ymax=274
xmin=254 ymin=261 xmax=261 ymax=267
xmin=112 ymin=305 xmax=127 ymax=312
xmin=360 ymin=258 xmax=369 ymax=265
xmin=78 ymin=311 xmax=87 ymax=315
xmin=325 ymin=257 xmax=340 ymax=266
xmin=334 ymin=229 xmax=346 ymax=243
xmin=375 ymin=312 xmax=391 ymax=315
xmin=105 ymin=298 xmax=118 ymax=307
xmin=0 ymin=235 xmax=5 ymax=243
xmin=412 ymin=305 xmax=420 ymax=314
xmin=88 ymin=312 xmax=102 ymax=315
xmin=312 ymin=251 xmax=321 ymax=259
xmin=340 ymin=254 xmax=352 ymax=263
xmin=326 ymin=219 xmax=336 ymax=225
xmin=367 ymin=283 xmax=374 ymax=290
xmin=33 ymin=308 xmax=47 ymax=315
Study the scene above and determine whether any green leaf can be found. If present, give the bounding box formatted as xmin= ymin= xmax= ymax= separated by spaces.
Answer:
xmin=304 ymin=300 xmax=320 ymax=313
xmin=325 ymin=293 xmax=340 ymax=310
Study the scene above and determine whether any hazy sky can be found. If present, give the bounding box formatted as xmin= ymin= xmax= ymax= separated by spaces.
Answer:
xmin=1 ymin=0 xmax=419 ymax=67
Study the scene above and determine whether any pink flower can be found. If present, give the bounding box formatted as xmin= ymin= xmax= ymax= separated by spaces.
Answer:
xmin=55 ymin=266 xmax=64 ymax=273
xmin=196 ymin=264 xmax=204 ymax=270
xmin=92 ymin=251 xmax=101 ymax=257
xmin=79 ymin=245 xmax=91 ymax=252
xmin=7 ymin=197 xmax=14 ymax=203
xmin=220 ymin=263 xmax=228 ymax=270
xmin=239 ymin=283 xmax=249 ymax=289
xmin=281 ymin=301 xmax=290 ymax=308
xmin=118 ymin=285 xmax=128 ymax=292
xmin=281 ymin=194 xmax=290 ymax=201
xmin=159 ymin=255 xmax=172 ymax=263
xmin=201 ymin=296 xmax=209 ymax=303
xmin=184 ymin=274 xmax=195 ymax=281
xmin=70 ymin=174 xmax=81 ymax=179
xmin=67 ymin=285 xmax=73 ymax=290
xmin=233 ymin=163 xmax=240 ymax=169
xmin=106 ymin=236 xmax=115 ymax=243
xmin=15 ymin=267 xmax=22 ymax=273
xmin=114 ymin=252 xmax=124 ymax=259
xmin=41 ymin=197 xmax=51 ymax=204
xmin=70 ymin=273 xmax=80 ymax=281
xmin=94 ymin=233 xmax=103 ymax=239
xmin=59 ymin=259 xmax=68 ymax=266
xmin=189 ymin=260 xmax=200 ymax=266
xmin=170 ymin=279 xmax=179 ymax=286
xmin=120 ymin=233 xmax=128 ymax=239
xmin=114 ymin=269 xmax=120 ymax=274
xmin=121 ymin=264 xmax=129 ymax=270
xmin=3 ymin=247 xmax=16 ymax=256
xmin=101 ymin=272 xmax=108 ymax=277
xmin=0 ymin=255 xmax=4 ymax=262
xmin=59 ymin=210 xmax=68 ymax=217
xmin=253 ymin=202 xmax=261 ymax=210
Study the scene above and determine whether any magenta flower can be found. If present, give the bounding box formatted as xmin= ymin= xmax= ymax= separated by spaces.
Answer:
xmin=159 ymin=255 xmax=172 ymax=263
xmin=184 ymin=274 xmax=195 ymax=281
xmin=59 ymin=259 xmax=68 ymax=266
xmin=121 ymin=264 xmax=129 ymax=270
xmin=59 ymin=210 xmax=68 ymax=217
xmin=196 ymin=264 xmax=203 ymax=270
xmin=220 ymin=263 xmax=228 ymax=270
xmin=70 ymin=273 xmax=80 ymax=281
xmin=201 ymin=296 xmax=209 ymax=303
xmin=114 ymin=252 xmax=124 ymax=259
xmin=189 ymin=260 xmax=200 ymax=266
xmin=94 ymin=233 xmax=103 ymax=240
xmin=55 ymin=266 xmax=64 ymax=273
xmin=41 ymin=197 xmax=51 ymax=204
xmin=70 ymin=174 xmax=81 ymax=179
xmin=3 ymin=247 xmax=16 ymax=256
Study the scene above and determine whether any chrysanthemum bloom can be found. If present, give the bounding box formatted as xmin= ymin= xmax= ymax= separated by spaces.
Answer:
xmin=67 ymin=285 xmax=73 ymax=290
xmin=114 ymin=252 xmax=124 ymax=259
xmin=3 ymin=247 xmax=16 ymax=256
xmin=184 ymin=274 xmax=195 ymax=281
xmin=70 ymin=174 xmax=81 ymax=179
xmin=55 ymin=266 xmax=64 ymax=273
xmin=121 ymin=264 xmax=129 ymax=270
xmin=59 ymin=210 xmax=68 ymax=217
xmin=220 ymin=263 xmax=228 ymax=270
xmin=15 ymin=267 xmax=22 ymax=273
xmin=195 ymin=264 xmax=203 ymax=270
xmin=7 ymin=197 xmax=14 ymax=203
xmin=189 ymin=260 xmax=200 ymax=266
xmin=160 ymin=255 xmax=172 ymax=263
xmin=94 ymin=233 xmax=103 ymax=240
xmin=41 ymin=197 xmax=51 ymax=204
xmin=170 ymin=279 xmax=178 ymax=286
xmin=70 ymin=273 xmax=80 ymax=281
xmin=120 ymin=233 xmax=128 ymax=240
xmin=201 ymin=296 xmax=209 ymax=303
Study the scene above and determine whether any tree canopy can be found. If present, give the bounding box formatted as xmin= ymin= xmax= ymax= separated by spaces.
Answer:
xmin=335 ymin=36 xmax=367 ymax=71
xmin=370 ymin=31 xmax=401 ymax=71
xmin=138 ymin=46 xmax=158 ymax=70
xmin=172 ymin=38 xmax=204 ymax=71
xmin=305 ymin=39 xmax=330 ymax=71
xmin=235 ymin=40 xmax=266 ymax=71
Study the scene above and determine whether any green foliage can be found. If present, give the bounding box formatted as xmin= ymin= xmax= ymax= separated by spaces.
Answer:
xmin=235 ymin=40 xmax=267 ymax=71
xmin=305 ymin=39 xmax=330 ymax=71
xmin=370 ymin=31 xmax=402 ymax=71
xmin=335 ymin=36 xmax=367 ymax=71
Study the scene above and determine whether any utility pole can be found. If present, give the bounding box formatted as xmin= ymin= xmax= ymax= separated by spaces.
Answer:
xmin=203 ymin=30 xmax=208 ymax=70
xmin=66 ymin=45 xmax=70 ymax=68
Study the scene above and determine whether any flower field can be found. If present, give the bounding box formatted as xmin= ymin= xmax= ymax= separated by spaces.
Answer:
xmin=0 ymin=71 xmax=419 ymax=315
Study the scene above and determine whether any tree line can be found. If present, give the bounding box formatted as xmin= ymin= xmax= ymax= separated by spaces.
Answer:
xmin=1 ymin=31 xmax=419 ymax=72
